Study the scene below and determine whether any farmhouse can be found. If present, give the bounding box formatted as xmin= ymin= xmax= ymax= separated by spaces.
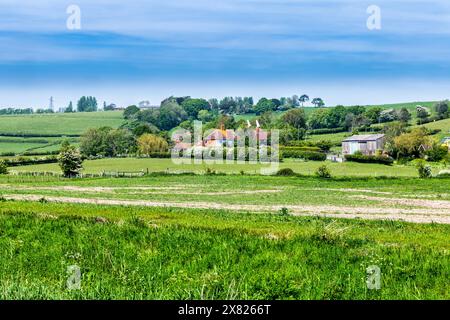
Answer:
xmin=203 ymin=128 xmax=235 ymax=148
xmin=342 ymin=134 xmax=385 ymax=156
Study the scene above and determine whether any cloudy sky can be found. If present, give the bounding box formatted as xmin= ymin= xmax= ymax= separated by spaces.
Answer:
xmin=1 ymin=0 xmax=450 ymax=108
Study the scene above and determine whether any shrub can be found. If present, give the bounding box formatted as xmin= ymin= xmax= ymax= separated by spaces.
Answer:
xmin=137 ymin=134 xmax=169 ymax=155
xmin=345 ymin=154 xmax=394 ymax=165
xmin=281 ymin=146 xmax=321 ymax=152
xmin=0 ymin=160 xmax=8 ymax=175
xmin=315 ymin=165 xmax=332 ymax=179
xmin=308 ymin=127 xmax=345 ymax=135
xmin=416 ymin=161 xmax=432 ymax=179
xmin=282 ymin=149 xmax=326 ymax=161
xmin=4 ymin=156 xmax=58 ymax=167
xmin=205 ymin=168 xmax=216 ymax=175
xmin=58 ymin=144 xmax=84 ymax=178
xmin=279 ymin=207 xmax=290 ymax=216
xmin=426 ymin=144 xmax=449 ymax=162
xmin=276 ymin=168 xmax=296 ymax=176
xmin=0 ymin=152 xmax=15 ymax=157
xmin=286 ymin=140 xmax=334 ymax=151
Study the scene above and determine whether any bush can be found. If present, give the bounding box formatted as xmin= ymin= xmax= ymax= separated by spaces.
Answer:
xmin=285 ymin=140 xmax=334 ymax=151
xmin=416 ymin=115 xmax=442 ymax=125
xmin=138 ymin=152 xmax=171 ymax=159
xmin=345 ymin=154 xmax=394 ymax=165
xmin=282 ymin=149 xmax=326 ymax=161
xmin=308 ymin=127 xmax=345 ymax=135
xmin=426 ymin=144 xmax=449 ymax=162
xmin=416 ymin=161 xmax=432 ymax=179
xmin=137 ymin=134 xmax=169 ymax=155
xmin=0 ymin=152 xmax=15 ymax=157
xmin=276 ymin=168 xmax=296 ymax=176
xmin=281 ymin=146 xmax=321 ymax=152
xmin=315 ymin=165 xmax=332 ymax=179
xmin=3 ymin=156 xmax=58 ymax=167
xmin=0 ymin=160 xmax=8 ymax=175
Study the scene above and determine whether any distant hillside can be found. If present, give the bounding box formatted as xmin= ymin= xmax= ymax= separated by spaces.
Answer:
xmin=0 ymin=111 xmax=124 ymax=136
xmin=415 ymin=118 xmax=450 ymax=140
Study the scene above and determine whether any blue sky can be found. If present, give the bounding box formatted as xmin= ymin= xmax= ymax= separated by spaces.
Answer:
xmin=1 ymin=0 xmax=450 ymax=108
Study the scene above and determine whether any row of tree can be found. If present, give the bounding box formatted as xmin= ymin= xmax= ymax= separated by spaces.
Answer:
xmin=207 ymin=95 xmax=324 ymax=115
xmin=0 ymin=108 xmax=33 ymax=115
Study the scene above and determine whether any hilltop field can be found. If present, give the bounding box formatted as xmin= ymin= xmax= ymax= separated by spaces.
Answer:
xmin=0 ymin=112 xmax=123 ymax=156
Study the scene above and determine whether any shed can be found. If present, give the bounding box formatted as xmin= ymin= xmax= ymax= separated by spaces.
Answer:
xmin=342 ymin=134 xmax=385 ymax=156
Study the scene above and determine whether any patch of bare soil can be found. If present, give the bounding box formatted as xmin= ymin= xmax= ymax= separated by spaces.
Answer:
xmin=309 ymin=188 xmax=393 ymax=195
xmin=0 ymin=185 xmax=189 ymax=193
xmin=351 ymin=195 xmax=450 ymax=209
xmin=4 ymin=194 xmax=450 ymax=224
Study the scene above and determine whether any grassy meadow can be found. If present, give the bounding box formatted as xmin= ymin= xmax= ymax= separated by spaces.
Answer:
xmin=10 ymin=157 xmax=448 ymax=177
xmin=0 ymin=174 xmax=449 ymax=299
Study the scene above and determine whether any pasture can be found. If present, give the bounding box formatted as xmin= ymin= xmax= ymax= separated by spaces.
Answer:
xmin=9 ymin=157 xmax=446 ymax=177
xmin=0 ymin=111 xmax=123 ymax=136
xmin=0 ymin=174 xmax=449 ymax=299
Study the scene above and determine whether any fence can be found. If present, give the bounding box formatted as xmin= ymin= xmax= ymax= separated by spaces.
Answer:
xmin=101 ymin=170 xmax=146 ymax=178
xmin=9 ymin=170 xmax=146 ymax=179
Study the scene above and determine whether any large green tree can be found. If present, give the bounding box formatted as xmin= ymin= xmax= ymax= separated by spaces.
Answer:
xmin=254 ymin=98 xmax=276 ymax=115
xmin=123 ymin=105 xmax=140 ymax=119
xmin=311 ymin=98 xmax=325 ymax=108
xmin=435 ymin=100 xmax=449 ymax=119
xmin=397 ymin=108 xmax=412 ymax=123
xmin=281 ymin=109 xmax=307 ymax=129
xmin=299 ymin=94 xmax=309 ymax=107
xmin=77 ymin=96 xmax=98 ymax=112
xmin=80 ymin=127 xmax=135 ymax=157
xmin=181 ymin=98 xmax=210 ymax=118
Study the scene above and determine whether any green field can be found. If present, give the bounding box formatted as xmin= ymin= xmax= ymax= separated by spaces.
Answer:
xmin=416 ymin=118 xmax=450 ymax=140
xmin=0 ymin=102 xmax=449 ymax=300
xmin=0 ymin=174 xmax=448 ymax=299
xmin=0 ymin=111 xmax=124 ymax=136
xmin=10 ymin=157 xmax=449 ymax=177
xmin=0 ymin=136 xmax=79 ymax=155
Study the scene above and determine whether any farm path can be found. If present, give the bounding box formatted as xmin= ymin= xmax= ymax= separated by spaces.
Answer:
xmin=4 ymin=193 xmax=450 ymax=224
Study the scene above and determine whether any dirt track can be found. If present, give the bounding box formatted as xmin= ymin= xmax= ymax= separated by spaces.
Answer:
xmin=4 ymin=194 xmax=450 ymax=224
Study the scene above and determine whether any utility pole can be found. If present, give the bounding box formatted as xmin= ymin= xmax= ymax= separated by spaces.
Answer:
xmin=49 ymin=96 xmax=54 ymax=112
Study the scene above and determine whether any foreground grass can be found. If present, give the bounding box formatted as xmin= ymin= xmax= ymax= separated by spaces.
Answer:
xmin=0 ymin=200 xmax=448 ymax=300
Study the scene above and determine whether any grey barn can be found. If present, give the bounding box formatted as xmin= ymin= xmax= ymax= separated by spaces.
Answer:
xmin=342 ymin=134 xmax=385 ymax=156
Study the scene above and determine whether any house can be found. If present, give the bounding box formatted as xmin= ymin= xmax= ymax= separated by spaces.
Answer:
xmin=203 ymin=127 xmax=235 ymax=148
xmin=342 ymin=134 xmax=385 ymax=156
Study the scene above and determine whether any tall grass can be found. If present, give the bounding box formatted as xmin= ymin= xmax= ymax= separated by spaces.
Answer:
xmin=0 ymin=206 xmax=448 ymax=300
